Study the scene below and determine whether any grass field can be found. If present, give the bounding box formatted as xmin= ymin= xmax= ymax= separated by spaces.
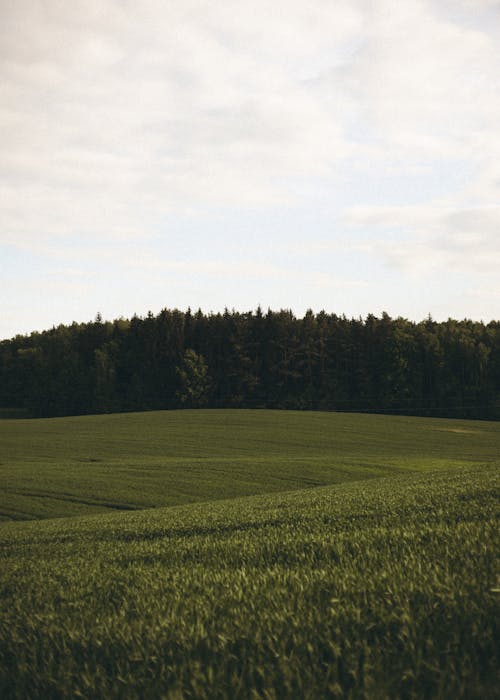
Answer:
xmin=1 ymin=409 xmax=500 ymax=521
xmin=0 ymin=410 xmax=498 ymax=698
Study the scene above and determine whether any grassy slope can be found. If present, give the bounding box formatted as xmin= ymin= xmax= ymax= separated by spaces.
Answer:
xmin=1 ymin=409 xmax=500 ymax=520
xmin=0 ymin=465 xmax=498 ymax=699
xmin=1 ymin=410 xmax=498 ymax=697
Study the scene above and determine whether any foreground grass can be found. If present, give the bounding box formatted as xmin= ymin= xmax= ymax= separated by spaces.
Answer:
xmin=0 ymin=464 xmax=498 ymax=699
xmin=1 ymin=409 xmax=500 ymax=520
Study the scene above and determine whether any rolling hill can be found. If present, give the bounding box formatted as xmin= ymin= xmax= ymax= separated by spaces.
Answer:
xmin=1 ymin=409 xmax=499 ymax=521
xmin=0 ymin=409 xmax=498 ymax=698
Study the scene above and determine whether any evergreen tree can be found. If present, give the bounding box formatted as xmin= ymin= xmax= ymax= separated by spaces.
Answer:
xmin=1 ymin=309 xmax=499 ymax=419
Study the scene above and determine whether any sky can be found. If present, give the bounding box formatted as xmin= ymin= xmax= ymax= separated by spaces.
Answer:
xmin=1 ymin=0 xmax=500 ymax=339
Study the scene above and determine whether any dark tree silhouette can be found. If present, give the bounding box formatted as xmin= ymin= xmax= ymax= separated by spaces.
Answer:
xmin=1 ymin=309 xmax=499 ymax=419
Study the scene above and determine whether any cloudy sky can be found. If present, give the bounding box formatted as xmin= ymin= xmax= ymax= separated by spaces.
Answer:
xmin=2 ymin=0 xmax=500 ymax=338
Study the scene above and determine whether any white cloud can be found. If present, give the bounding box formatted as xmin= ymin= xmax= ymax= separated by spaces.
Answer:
xmin=330 ymin=0 xmax=500 ymax=160
xmin=1 ymin=0 xmax=500 ymax=333
xmin=0 ymin=0 xmax=363 ymax=248
xmin=2 ymin=1 xmax=498 ymax=240
xmin=336 ymin=0 xmax=500 ymax=281
xmin=345 ymin=204 xmax=500 ymax=272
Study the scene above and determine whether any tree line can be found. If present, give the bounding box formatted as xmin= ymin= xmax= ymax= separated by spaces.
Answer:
xmin=1 ymin=308 xmax=499 ymax=419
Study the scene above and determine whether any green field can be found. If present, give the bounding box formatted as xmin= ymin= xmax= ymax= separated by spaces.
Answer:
xmin=1 ymin=409 xmax=500 ymax=521
xmin=0 ymin=410 xmax=499 ymax=698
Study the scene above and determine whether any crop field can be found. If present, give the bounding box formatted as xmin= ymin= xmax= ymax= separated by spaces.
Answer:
xmin=0 ymin=410 xmax=499 ymax=698
xmin=1 ymin=409 xmax=500 ymax=521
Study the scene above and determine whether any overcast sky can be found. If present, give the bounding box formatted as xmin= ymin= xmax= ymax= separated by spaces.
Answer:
xmin=2 ymin=0 xmax=500 ymax=338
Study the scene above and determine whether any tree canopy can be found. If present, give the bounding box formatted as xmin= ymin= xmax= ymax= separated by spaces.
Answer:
xmin=1 ymin=308 xmax=499 ymax=419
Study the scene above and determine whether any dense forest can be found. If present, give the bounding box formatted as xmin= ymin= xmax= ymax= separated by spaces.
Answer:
xmin=1 ymin=308 xmax=500 ymax=419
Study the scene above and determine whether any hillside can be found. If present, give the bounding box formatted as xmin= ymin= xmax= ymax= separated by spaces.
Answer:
xmin=0 ymin=464 xmax=497 ymax=698
xmin=1 ymin=409 xmax=500 ymax=520
xmin=1 ymin=409 xmax=498 ymax=698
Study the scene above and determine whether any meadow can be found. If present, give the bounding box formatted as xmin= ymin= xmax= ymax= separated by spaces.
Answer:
xmin=0 ymin=410 xmax=498 ymax=698
xmin=1 ymin=409 xmax=500 ymax=521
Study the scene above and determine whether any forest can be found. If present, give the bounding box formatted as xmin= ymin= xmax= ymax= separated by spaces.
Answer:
xmin=1 ymin=308 xmax=499 ymax=419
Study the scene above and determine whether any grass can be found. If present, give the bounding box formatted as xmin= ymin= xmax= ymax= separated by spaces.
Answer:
xmin=0 ymin=465 xmax=498 ymax=699
xmin=1 ymin=409 xmax=500 ymax=520
xmin=0 ymin=409 xmax=498 ymax=698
